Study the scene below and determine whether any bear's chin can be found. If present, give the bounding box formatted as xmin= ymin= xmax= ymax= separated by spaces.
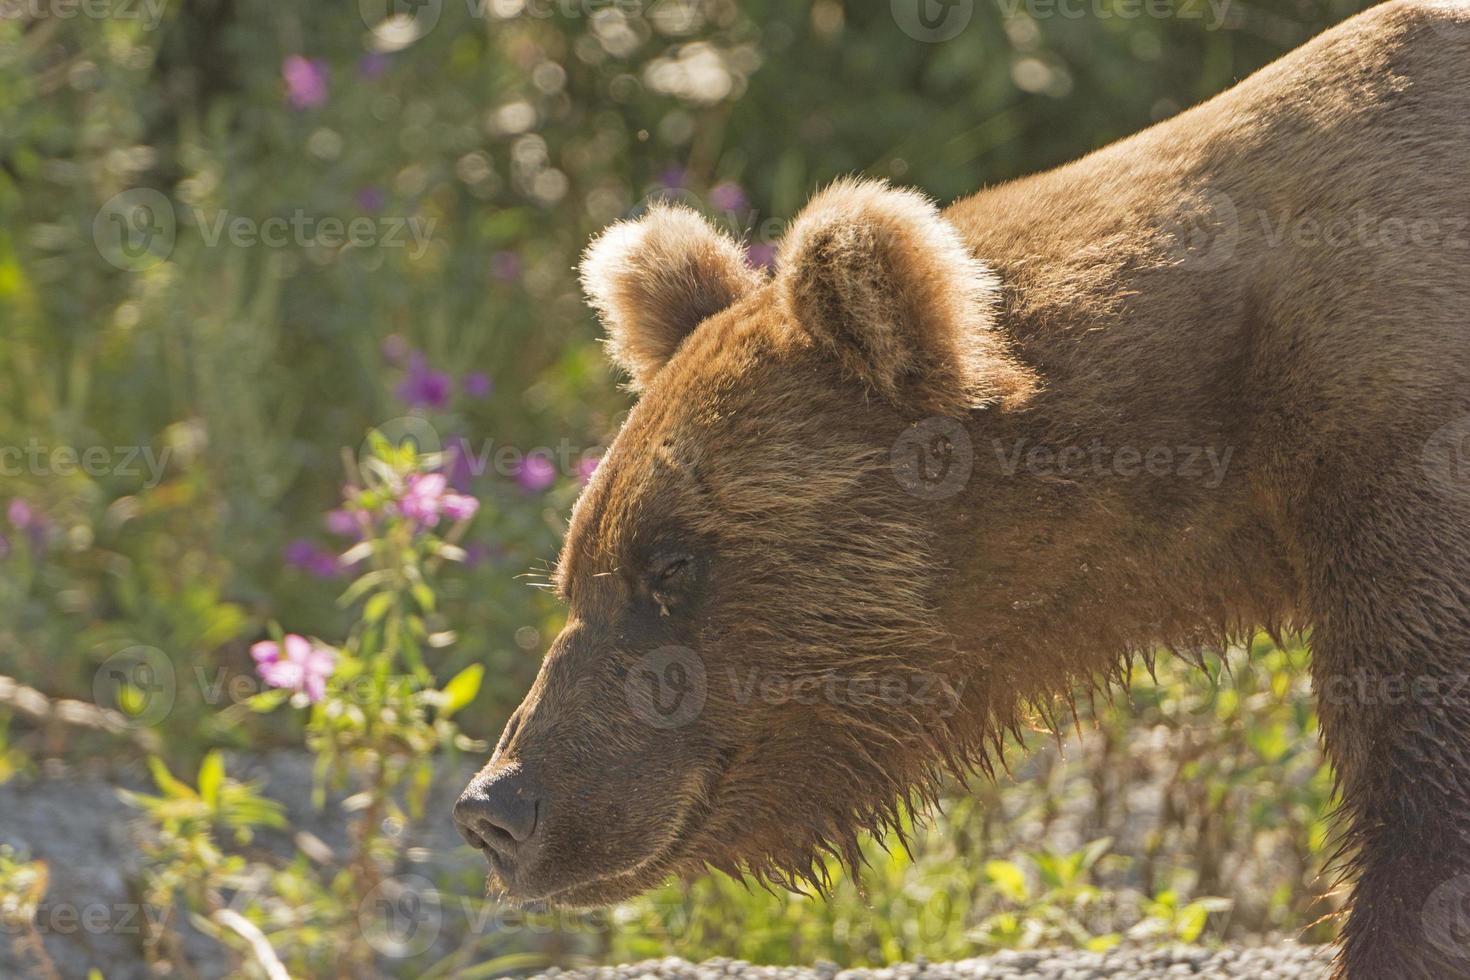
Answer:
xmin=486 ymin=852 xmax=694 ymax=910
xmin=485 ymin=815 xmax=707 ymax=909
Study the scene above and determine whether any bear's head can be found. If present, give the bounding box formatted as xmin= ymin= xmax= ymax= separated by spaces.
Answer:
xmin=454 ymin=179 xmax=1038 ymax=905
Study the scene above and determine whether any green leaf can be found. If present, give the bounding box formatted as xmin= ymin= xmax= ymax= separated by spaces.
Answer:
xmin=197 ymin=751 xmax=225 ymax=808
xmin=147 ymin=757 xmax=197 ymax=800
xmin=1177 ymin=901 xmax=1210 ymax=942
xmin=411 ymin=582 xmax=436 ymax=613
xmin=983 ymin=860 xmax=1029 ymax=903
xmin=1080 ymin=836 xmax=1113 ymax=872
xmin=245 ymin=688 xmax=291 ymax=713
xmin=338 ymin=569 xmax=390 ymax=606
xmin=363 ymin=592 xmax=393 ymax=624
xmin=439 ymin=663 xmax=484 ymax=719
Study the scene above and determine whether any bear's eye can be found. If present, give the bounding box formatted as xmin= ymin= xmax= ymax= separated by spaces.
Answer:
xmin=652 ymin=554 xmax=693 ymax=588
xmin=646 ymin=552 xmax=699 ymax=617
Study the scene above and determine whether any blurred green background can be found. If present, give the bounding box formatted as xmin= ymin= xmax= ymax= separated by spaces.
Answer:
xmin=0 ymin=0 xmax=1374 ymax=974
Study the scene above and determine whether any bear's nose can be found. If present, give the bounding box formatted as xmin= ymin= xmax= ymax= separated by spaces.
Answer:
xmin=454 ymin=768 xmax=540 ymax=856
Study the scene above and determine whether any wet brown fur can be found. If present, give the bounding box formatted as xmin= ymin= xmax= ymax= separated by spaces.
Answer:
xmin=462 ymin=4 xmax=1470 ymax=976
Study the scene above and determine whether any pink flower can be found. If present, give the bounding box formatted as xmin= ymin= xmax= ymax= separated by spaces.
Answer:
xmin=710 ymin=181 xmax=748 ymax=214
xmin=398 ymin=472 xmax=479 ymax=527
xmin=576 ymin=454 xmax=602 ymax=485
xmin=441 ymin=492 xmax=479 ymax=522
xmin=324 ymin=509 xmax=362 ymax=538
xmin=399 ymin=472 xmax=447 ymax=524
xmin=251 ymin=634 xmax=336 ymax=703
xmin=745 ymin=242 xmax=776 ymax=270
xmin=283 ymin=56 xmax=329 ymax=109
xmin=7 ymin=499 xmax=35 ymax=529
xmin=6 ymin=500 xmax=49 ymax=552
xmin=514 ymin=454 xmax=557 ymax=493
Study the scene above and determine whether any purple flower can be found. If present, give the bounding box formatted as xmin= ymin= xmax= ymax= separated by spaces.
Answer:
xmin=745 ymin=242 xmax=776 ymax=270
xmin=283 ymin=56 xmax=329 ymax=109
xmin=356 ymin=185 xmax=387 ymax=213
xmin=514 ymin=454 xmax=557 ymax=493
xmin=710 ymin=182 xmax=748 ymax=214
xmin=308 ymin=552 xmax=341 ymax=578
xmin=445 ymin=436 xmax=477 ymax=491
xmin=395 ymin=353 xmax=452 ymax=409
xmin=283 ymin=539 xmax=316 ymax=565
xmin=6 ymin=499 xmax=34 ymax=529
xmin=463 ymin=542 xmax=506 ymax=569
xmin=6 ymin=501 xmax=48 ymax=553
xmin=358 ymin=52 xmax=391 ymax=80
xmin=251 ymin=634 xmax=337 ymax=703
xmin=463 ymin=372 xmax=493 ymax=399
xmin=324 ymin=509 xmax=361 ymax=538
xmin=656 ymin=164 xmax=688 ymax=190
xmin=576 ymin=454 xmax=602 ymax=485
xmin=489 ymin=251 xmax=522 ymax=282
xmin=284 ymin=539 xmax=343 ymax=579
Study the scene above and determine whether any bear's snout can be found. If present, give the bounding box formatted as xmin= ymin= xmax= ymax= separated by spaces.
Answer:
xmin=454 ymin=765 xmax=541 ymax=878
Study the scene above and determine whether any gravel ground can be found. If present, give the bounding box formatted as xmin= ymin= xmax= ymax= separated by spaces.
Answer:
xmin=531 ymin=945 xmax=1332 ymax=980
xmin=0 ymin=753 xmax=474 ymax=979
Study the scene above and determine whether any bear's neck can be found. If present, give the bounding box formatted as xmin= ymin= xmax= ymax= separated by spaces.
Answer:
xmin=935 ymin=170 xmax=1301 ymax=687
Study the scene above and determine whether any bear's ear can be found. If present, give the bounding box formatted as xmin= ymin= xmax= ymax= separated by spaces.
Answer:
xmin=580 ymin=204 xmax=763 ymax=390
xmin=777 ymin=178 xmax=1020 ymax=415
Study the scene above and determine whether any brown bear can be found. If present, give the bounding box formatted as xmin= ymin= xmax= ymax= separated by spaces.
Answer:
xmin=454 ymin=2 xmax=1470 ymax=976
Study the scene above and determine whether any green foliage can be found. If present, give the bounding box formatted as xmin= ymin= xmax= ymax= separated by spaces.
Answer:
xmin=0 ymin=0 xmax=1366 ymax=974
xmin=124 ymin=439 xmax=494 ymax=977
